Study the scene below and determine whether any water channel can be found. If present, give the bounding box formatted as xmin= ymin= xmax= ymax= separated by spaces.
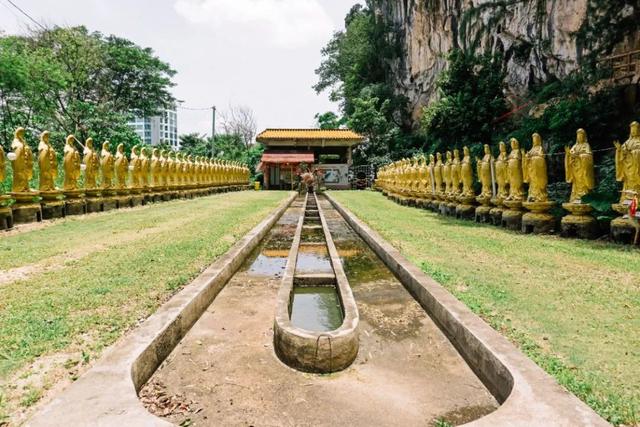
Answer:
xmin=142 ymin=194 xmax=498 ymax=426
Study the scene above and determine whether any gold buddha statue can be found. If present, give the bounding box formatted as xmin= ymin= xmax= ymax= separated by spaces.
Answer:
xmin=434 ymin=152 xmax=444 ymax=199
xmin=159 ymin=150 xmax=169 ymax=190
xmin=417 ymin=156 xmax=429 ymax=201
xmin=502 ymin=138 xmax=526 ymax=230
xmin=451 ymin=149 xmax=462 ymax=199
xmin=505 ymin=138 xmax=524 ymax=202
xmin=38 ymin=131 xmax=58 ymax=193
xmin=460 ymin=146 xmax=474 ymax=199
xmin=565 ymin=129 xmax=595 ymax=203
xmin=151 ymin=148 xmax=162 ymax=189
xmin=139 ymin=147 xmax=151 ymax=191
xmin=63 ymin=135 xmax=82 ymax=192
xmin=494 ymin=142 xmax=509 ymax=202
xmin=100 ymin=141 xmax=115 ymax=191
xmin=476 ymin=144 xmax=493 ymax=204
xmin=83 ymin=138 xmax=100 ymax=192
xmin=10 ymin=127 xmax=35 ymax=195
xmin=614 ymin=121 xmax=640 ymax=210
xmin=443 ymin=151 xmax=452 ymax=199
xmin=114 ymin=143 xmax=129 ymax=191
xmin=523 ymin=133 xmax=549 ymax=203
xmin=562 ymin=128 xmax=597 ymax=238
xmin=129 ymin=146 xmax=142 ymax=190
xmin=522 ymin=133 xmax=556 ymax=233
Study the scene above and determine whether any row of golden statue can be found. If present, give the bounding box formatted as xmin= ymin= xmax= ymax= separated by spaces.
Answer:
xmin=376 ymin=122 xmax=640 ymax=244
xmin=0 ymin=127 xmax=250 ymax=229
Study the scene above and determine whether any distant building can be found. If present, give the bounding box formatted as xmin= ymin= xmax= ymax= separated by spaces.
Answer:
xmin=128 ymin=106 xmax=179 ymax=150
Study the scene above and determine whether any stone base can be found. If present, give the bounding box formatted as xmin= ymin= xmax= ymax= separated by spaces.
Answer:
xmin=446 ymin=202 xmax=458 ymax=217
xmin=455 ymin=204 xmax=476 ymax=220
xmin=438 ymin=202 xmax=448 ymax=216
xmin=475 ymin=206 xmax=493 ymax=224
xmin=522 ymin=212 xmax=556 ymax=235
xmin=102 ymin=197 xmax=118 ymax=212
xmin=130 ymin=195 xmax=144 ymax=207
xmin=501 ymin=209 xmax=524 ymax=231
xmin=161 ymin=193 xmax=172 ymax=202
xmin=65 ymin=199 xmax=87 ymax=216
xmin=0 ymin=206 xmax=13 ymax=230
xmin=489 ymin=207 xmax=504 ymax=226
xmin=116 ymin=196 xmax=132 ymax=209
xmin=86 ymin=198 xmax=104 ymax=213
xmin=561 ymin=215 xmax=599 ymax=240
xmin=12 ymin=203 xmax=42 ymax=224
xmin=41 ymin=201 xmax=66 ymax=220
xmin=611 ymin=217 xmax=640 ymax=245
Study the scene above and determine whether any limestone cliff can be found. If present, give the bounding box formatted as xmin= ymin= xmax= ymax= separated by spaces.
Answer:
xmin=377 ymin=0 xmax=590 ymax=122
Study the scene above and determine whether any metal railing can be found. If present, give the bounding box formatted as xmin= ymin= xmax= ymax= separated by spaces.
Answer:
xmin=601 ymin=49 xmax=640 ymax=80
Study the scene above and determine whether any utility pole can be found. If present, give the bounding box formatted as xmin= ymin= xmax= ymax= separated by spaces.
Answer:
xmin=211 ymin=106 xmax=217 ymax=158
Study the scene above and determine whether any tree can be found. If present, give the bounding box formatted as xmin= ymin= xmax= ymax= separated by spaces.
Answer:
xmin=314 ymin=111 xmax=345 ymax=129
xmin=220 ymin=105 xmax=257 ymax=150
xmin=0 ymin=26 xmax=176 ymax=153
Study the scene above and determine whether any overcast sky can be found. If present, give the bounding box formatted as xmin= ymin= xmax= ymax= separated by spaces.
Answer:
xmin=0 ymin=0 xmax=361 ymax=137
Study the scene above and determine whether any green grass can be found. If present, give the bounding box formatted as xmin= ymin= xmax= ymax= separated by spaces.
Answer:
xmin=331 ymin=190 xmax=639 ymax=426
xmin=0 ymin=191 xmax=289 ymax=419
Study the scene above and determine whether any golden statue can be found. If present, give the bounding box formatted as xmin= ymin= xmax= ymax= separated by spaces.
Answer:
xmin=139 ymin=146 xmax=150 ymax=190
xmin=63 ymin=135 xmax=82 ymax=191
xmin=614 ymin=121 xmax=640 ymax=207
xmin=562 ymin=129 xmax=597 ymax=239
xmin=565 ymin=128 xmax=595 ymax=203
xmin=476 ymin=144 xmax=493 ymax=203
xmin=114 ymin=143 xmax=129 ymax=190
xmin=450 ymin=149 xmax=462 ymax=199
xmin=83 ymin=138 xmax=100 ymax=191
xmin=434 ymin=152 xmax=444 ymax=198
xmin=100 ymin=141 xmax=115 ymax=191
xmin=10 ymin=127 xmax=35 ymax=194
xmin=443 ymin=151 xmax=452 ymax=198
xmin=506 ymin=138 xmax=524 ymax=202
xmin=522 ymin=133 xmax=556 ymax=234
xmin=151 ymin=148 xmax=162 ymax=188
xmin=417 ymin=156 xmax=429 ymax=199
xmin=460 ymin=146 xmax=474 ymax=198
xmin=38 ymin=131 xmax=58 ymax=193
xmin=160 ymin=150 xmax=169 ymax=188
xmin=130 ymin=145 xmax=142 ymax=189
xmin=523 ymin=133 xmax=549 ymax=203
xmin=494 ymin=142 xmax=509 ymax=201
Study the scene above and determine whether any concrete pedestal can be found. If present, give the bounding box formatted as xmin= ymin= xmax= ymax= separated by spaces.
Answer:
xmin=102 ymin=197 xmax=118 ymax=211
xmin=0 ymin=205 xmax=13 ymax=230
xmin=116 ymin=196 xmax=132 ymax=209
xmin=561 ymin=203 xmax=599 ymax=239
xmin=456 ymin=196 xmax=475 ymax=220
xmin=610 ymin=217 xmax=639 ymax=245
xmin=522 ymin=201 xmax=556 ymax=235
xmin=41 ymin=201 xmax=66 ymax=220
xmin=475 ymin=205 xmax=493 ymax=224
xmin=501 ymin=200 xmax=524 ymax=231
xmin=85 ymin=198 xmax=103 ymax=213
xmin=11 ymin=192 xmax=42 ymax=224
xmin=65 ymin=199 xmax=87 ymax=216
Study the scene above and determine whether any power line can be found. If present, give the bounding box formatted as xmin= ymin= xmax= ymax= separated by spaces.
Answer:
xmin=176 ymin=105 xmax=214 ymax=111
xmin=2 ymin=0 xmax=46 ymax=30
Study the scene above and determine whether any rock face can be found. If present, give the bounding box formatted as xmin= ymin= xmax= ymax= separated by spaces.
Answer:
xmin=377 ymin=0 xmax=589 ymax=122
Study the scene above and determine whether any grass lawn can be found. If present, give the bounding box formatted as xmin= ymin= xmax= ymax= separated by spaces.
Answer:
xmin=0 ymin=191 xmax=289 ymax=424
xmin=331 ymin=190 xmax=639 ymax=426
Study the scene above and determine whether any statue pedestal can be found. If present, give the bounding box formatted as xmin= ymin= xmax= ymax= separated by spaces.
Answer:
xmin=129 ymin=188 xmax=144 ymax=207
xmin=610 ymin=204 xmax=639 ymax=244
xmin=100 ymin=189 xmax=118 ymax=211
xmin=489 ymin=197 xmax=504 ymax=226
xmin=40 ymin=191 xmax=66 ymax=220
xmin=115 ymin=189 xmax=132 ymax=209
xmin=85 ymin=189 xmax=103 ymax=213
xmin=522 ymin=201 xmax=557 ymax=234
xmin=11 ymin=192 xmax=42 ymax=224
xmin=64 ymin=190 xmax=87 ymax=216
xmin=446 ymin=195 xmax=459 ymax=217
xmin=160 ymin=187 xmax=172 ymax=202
xmin=475 ymin=196 xmax=492 ymax=224
xmin=501 ymin=200 xmax=524 ymax=231
xmin=561 ymin=203 xmax=599 ymax=239
xmin=456 ymin=195 xmax=476 ymax=220
xmin=0 ymin=195 xmax=14 ymax=230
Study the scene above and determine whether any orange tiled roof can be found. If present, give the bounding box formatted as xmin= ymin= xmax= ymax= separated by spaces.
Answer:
xmin=256 ymin=128 xmax=364 ymax=142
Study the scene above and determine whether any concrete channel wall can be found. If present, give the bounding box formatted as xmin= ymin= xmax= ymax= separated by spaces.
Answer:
xmin=325 ymin=193 xmax=609 ymax=427
xmin=274 ymin=193 xmax=360 ymax=373
xmin=27 ymin=192 xmax=298 ymax=427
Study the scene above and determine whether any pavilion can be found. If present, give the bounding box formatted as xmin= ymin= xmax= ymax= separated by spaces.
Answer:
xmin=256 ymin=128 xmax=365 ymax=190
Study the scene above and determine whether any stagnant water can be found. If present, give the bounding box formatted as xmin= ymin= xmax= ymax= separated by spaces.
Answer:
xmin=290 ymin=286 xmax=344 ymax=331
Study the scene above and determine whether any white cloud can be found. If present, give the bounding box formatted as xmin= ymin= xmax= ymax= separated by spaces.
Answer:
xmin=174 ymin=0 xmax=334 ymax=48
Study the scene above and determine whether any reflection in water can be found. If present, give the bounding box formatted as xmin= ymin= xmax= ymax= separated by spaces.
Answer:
xmin=291 ymin=286 xmax=344 ymax=332
xmin=296 ymin=244 xmax=334 ymax=275
xmin=248 ymin=254 xmax=287 ymax=277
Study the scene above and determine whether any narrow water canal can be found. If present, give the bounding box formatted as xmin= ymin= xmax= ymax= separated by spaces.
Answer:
xmin=142 ymin=194 xmax=498 ymax=426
